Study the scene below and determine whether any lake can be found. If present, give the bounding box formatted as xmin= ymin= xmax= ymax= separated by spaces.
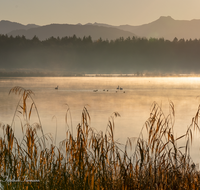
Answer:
xmin=0 ymin=77 xmax=200 ymax=163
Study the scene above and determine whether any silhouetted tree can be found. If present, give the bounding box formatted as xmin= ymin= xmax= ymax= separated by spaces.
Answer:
xmin=1 ymin=35 xmax=200 ymax=75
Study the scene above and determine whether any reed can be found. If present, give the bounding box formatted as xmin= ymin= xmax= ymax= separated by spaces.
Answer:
xmin=0 ymin=86 xmax=199 ymax=189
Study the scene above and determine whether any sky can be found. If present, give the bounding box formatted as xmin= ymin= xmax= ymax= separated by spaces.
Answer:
xmin=1 ymin=0 xmax=200 ymax=26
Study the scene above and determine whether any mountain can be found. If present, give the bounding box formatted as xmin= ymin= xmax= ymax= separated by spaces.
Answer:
xmin=0 ymin=20 xmax=39 ymax=34
xmin=86 ymin=22 xmax=113 ymax=28
xmin=117 ymin=16 xmax=200 ymax=40
xmin=7 ymin=24 xmax=135 ymax=41
xmin=3 ymin=16 xmax=200 ymax=41
xmin=91 ymin=16 xmax=200 ymax=40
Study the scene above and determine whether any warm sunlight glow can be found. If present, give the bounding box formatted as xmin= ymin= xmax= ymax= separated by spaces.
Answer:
xmin=2 ymin=1 xmax=200 ymax=188
xmin=1 ymin=0 xmax=200 ymax=25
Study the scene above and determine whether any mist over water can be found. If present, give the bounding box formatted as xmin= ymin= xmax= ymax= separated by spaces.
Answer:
xmin=0 ymin=77 xmax=200 ymax=163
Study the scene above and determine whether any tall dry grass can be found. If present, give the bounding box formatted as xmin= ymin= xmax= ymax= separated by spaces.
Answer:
xmin=0 ymin=86 xmax=199 ymax=189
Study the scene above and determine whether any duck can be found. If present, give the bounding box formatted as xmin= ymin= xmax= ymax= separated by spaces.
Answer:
xmin=55 ymin=86 xmax=58 ymax=90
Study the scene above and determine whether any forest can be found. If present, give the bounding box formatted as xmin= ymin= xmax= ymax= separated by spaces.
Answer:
xmin=0 ymin=34 xmax=200 ymax=76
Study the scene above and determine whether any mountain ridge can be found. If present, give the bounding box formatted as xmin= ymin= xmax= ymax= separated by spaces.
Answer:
xmin=2 ymin=16 xmax=200 ymax=40
xmin=0 ymin=20 xmax=39 ymax=34
xmin=115 ymin=16 xmax=200 ymax=40
xmin=7 ymin=24 xmax=135 ymax=41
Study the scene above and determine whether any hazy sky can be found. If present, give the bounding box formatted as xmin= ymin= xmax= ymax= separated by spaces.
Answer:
xmin=1 ymin=0 xmax=200 ymax=26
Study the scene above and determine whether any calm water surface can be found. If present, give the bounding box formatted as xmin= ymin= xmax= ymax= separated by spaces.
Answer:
xmin=0 ymin=77 xmax=200 ymax=162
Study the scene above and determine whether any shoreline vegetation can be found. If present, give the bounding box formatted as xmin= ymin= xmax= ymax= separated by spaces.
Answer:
xmin=0 ymin=86 xmax=200 ymax=189
xmin=1 ymin=71 xmax=200 ymax=77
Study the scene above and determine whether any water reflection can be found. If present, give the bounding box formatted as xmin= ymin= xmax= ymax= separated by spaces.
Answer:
xmin=0 ymin=77 xmax=200 ymax=162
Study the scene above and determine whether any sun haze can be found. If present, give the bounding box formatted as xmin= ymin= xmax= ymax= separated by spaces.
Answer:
xmin=1 ymin=0 xmax=200 ymax=25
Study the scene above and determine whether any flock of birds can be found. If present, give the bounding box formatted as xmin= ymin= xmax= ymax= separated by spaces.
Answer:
xmin=93 ymin=86 xmax=125 ymax=93
xmin=55 ymin=85 xmax=125 ymax=93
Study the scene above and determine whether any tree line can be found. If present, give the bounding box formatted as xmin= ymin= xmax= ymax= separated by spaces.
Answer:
xmin=0 ymin=34 xmax=200 ymax=75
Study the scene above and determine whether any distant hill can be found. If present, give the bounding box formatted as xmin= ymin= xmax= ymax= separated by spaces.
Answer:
xmin=91 ymin=16 xmax=200 ymax=41
xmin=116 ymin=16 xmax=200 ymax=40
xmin=7 ymin=24 xmax=135 ymax=41
xmin=0 ymin=20 xmax=39 ymax=34
xmin=3 ymin=16 xmax=200 ymax=41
